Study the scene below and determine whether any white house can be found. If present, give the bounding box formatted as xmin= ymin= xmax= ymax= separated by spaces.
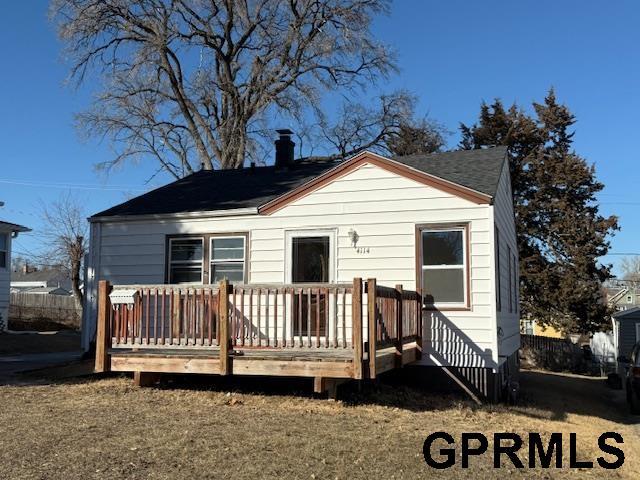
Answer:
xmin=0 ymin=219 xmax=31 ymax=331
xmin=83 ymin=133 xmax=520 ymax=401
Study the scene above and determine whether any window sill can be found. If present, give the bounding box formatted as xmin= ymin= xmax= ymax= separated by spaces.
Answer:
xmin=423 ymin=305 xmax=471 ymax=312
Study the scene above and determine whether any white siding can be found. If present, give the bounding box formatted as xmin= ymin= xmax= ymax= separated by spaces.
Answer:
xmin=88 ymin=162 xmax=499 ymax=367
xmin=492 ymin=161 xmax=520 ymax=362
xmin=0 ymin=231 xmax=12 ymax=331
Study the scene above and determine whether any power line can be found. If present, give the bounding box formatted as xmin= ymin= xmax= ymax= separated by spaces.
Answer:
xmin=0 ymin=178 xmax=149 ymax=192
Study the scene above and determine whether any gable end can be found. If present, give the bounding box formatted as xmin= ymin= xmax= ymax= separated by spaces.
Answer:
xmin=259 ymin=151 xmax=492 ymax=215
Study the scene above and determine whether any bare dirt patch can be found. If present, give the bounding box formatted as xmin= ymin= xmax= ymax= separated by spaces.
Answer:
xmin=0 ymin=369 xmax=637 ymax=479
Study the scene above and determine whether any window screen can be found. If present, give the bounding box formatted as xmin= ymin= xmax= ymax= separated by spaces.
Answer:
xmin=210 ymin=236 xmax=245 ymax=283
xmin=169 ymin=238 xmax=203 ymax=283
xmin=421 ymin=229 xmax=466 ymax=305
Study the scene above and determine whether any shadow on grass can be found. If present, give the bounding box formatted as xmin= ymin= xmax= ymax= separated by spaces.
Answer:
xmin=0 ymin=330 xmax=81 ymax=356
xmin=13 ymin=362 xmax=640 ymax=428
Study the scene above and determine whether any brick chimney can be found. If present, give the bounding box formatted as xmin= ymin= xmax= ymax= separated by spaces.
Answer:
xmin=274 ymin=129 xmax=295 ymax=168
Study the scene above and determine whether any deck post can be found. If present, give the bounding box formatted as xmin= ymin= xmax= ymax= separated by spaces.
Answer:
xmin=133 ymin=371 xmax=161 ymax=387
xmin=218 ymin=279 xmax=231 ymax=375
xmin=367 ymin=278 xmax=377 ymax=379
xmin=416 ymin=288 xmax=423 ymax=360
xmin=395 ymin=284 xmax=403 ymax=369
xmin=95 ymin=280 xmax=112 ymax=373
xmin=352 ymin=278 xmax=363 ymax=379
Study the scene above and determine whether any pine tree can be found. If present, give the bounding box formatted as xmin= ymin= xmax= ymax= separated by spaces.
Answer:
xmin=460 ymin=90 xmax=618 ymax=333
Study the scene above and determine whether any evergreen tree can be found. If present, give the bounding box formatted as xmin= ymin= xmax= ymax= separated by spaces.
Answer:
xmin=460 ymin=90 xmax=618 ymax=333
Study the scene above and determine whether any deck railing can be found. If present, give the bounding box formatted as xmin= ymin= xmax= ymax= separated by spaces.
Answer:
xmin=95 ymin=278 xmax=423 ymax=379
xmin=110 ymin=286 xmax=220 ymax=347
xmin=229 ymin=284 xmax=355 ymax=349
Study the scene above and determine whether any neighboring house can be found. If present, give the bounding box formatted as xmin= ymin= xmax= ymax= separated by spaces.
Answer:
xmin=11 ymin=266 xmax=73 ymax=296
xmin=520 ymin=318 xmax=565 ymax=338
xmin=10 ymin=285 xmax=71 ymax=296
xmin=84 ymin=134 xmax=520 ymax=401
xmin=612 ymin=307 xmax=640 ymax=361
xmin=605 ymin=282 xmax=640 ymax=311
xmin=0 ymin=220 xmax=31 ymax=331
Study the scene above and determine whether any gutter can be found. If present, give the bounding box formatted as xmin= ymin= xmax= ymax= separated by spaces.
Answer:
xmin=89 ymin=207 xmax=259 ymax=223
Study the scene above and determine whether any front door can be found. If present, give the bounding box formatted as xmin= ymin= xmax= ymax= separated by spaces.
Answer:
xmin=290 ymin=234 xmax=331 ymax=338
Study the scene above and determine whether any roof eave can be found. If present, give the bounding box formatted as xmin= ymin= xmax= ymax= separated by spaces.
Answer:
xmin=89 ymin=207 xmax=259 ymax=223
xmin=612 ymin=306 xmax=640 ymax=319
xmin=0 ymin=221 xmax=31 ymax=233
xmin=385 ymin=154 xmax=495 ymax=203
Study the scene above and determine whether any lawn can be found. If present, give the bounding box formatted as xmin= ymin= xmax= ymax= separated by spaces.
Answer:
xmin=0 ymin=369 xmax=637 ymax=479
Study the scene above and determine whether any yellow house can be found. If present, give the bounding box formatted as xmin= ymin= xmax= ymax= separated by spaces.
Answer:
xmin=521 ymin=319 xmax=564 ymax=338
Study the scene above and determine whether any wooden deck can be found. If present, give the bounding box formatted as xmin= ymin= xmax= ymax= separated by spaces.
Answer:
xmin=95 ymin=278 xmax=423 ymax=394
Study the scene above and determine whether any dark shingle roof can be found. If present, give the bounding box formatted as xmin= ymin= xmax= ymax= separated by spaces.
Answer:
xmin=0 ymin=220 xmax=31 ymax=232
xmin=392 ymin=146 xmax=507 ymax=197
xmin=92 ymin=147 xmax=507 ymax=219
xmin=11 ymin=268 xmax=71 ymax=288
xmin=92 ymin=159 xmax=340 ymax=218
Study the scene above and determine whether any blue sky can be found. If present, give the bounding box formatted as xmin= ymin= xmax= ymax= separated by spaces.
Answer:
xmin=1 ymin=0 xmax=638 ymax=274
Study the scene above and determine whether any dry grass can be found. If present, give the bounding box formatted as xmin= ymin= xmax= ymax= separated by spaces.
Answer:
xmin=0 ymin=369 xmax=638 ymax=479
xmin=0 ymin=332 xmax=80 ymax=356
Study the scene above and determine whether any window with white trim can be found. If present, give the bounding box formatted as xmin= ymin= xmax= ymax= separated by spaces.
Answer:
xmin=210 ymin=236 xmax=245 ymax=284
xmin=0 ymin=234 xmax=7 ymax=269
xmin=168 ymin=238 xmax=203 ymax=284
xmin=420 ymin=227 xmax=467 ymax=307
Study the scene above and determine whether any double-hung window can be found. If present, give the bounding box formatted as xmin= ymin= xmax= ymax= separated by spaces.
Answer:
xmin=167 ymin=234 xmax=247 ymax=284
xmin=168 ymin=238 xmax=204 ymax=284
xmin=0 ymin=234 xmax=8 ymax=269
xmin=210 ymin=236 xmax=246 ymax=284
xmin=420 ymin=226 xmax=468 ymax=308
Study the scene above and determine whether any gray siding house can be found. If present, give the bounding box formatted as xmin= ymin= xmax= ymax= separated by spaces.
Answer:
xmin=612 ymin=307 xmax=640 ymax=361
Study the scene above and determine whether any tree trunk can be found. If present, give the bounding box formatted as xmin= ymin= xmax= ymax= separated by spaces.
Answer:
xmin=71 ymin=238 xmax=84 ymax=312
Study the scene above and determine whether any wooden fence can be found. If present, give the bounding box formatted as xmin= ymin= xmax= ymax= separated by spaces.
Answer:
xmin=521 ymin=333 xmax=573 ymax=354
xmin=520 ymin=333 xmax=581 ymax=371
xmin=9 ymin=292 xmax=81 ymax=329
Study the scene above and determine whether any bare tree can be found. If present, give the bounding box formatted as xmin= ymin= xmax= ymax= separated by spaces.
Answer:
xmin=621 ymin=256 xmax=640 ymax=286
xmin=295 ymin=91 xmax=433 ymax=162
xmin=385 ymin=117 xmax=449 ymax=156
xmin=39 ymin=194 xmax=88 ymax=311
xmin=50 ymin=0 xmax=397 ymax=177
xmin=317 ymin=92 xmax=413 ymax=158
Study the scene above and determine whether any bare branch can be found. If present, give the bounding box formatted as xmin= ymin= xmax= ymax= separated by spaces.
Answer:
xmin=51 ymin=0 xmax=396 ymax=174
xmin=37 ymin=193 xmax=88 ymax=310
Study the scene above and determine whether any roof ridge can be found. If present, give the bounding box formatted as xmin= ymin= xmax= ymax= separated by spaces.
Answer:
xmin=91 ymin=147 xmax=506 ymax=219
